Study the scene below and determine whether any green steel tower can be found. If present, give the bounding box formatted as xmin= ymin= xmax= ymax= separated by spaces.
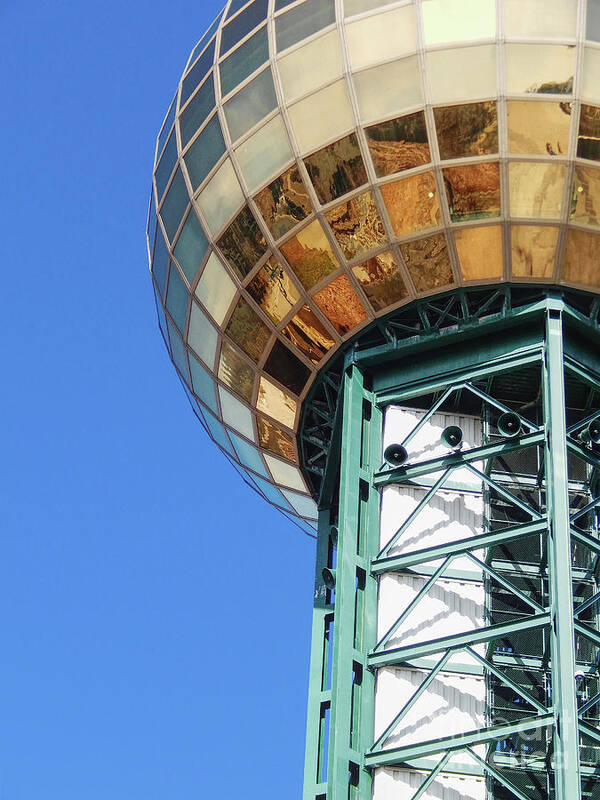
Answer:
xmin=148 ymin=2 xmax=600 ymax=797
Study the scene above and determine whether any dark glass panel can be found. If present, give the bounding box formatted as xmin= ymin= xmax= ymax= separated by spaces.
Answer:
xmin=220 ymin=0 xmax=269 ymax=54
xmin=225 ymin=297 xmax=272 ymax=362
xmin=179 ymin=77 xmax=215 ymax=148
xmin=154 ymin=128 xmax=178 ymax=200
xmin=184 ymin=115 xmax=226 ymax=190
xmin=166 ymin=265 xmax=190 ymax=333
xmin=174 ymin=210 xmax=208 ymax=284
xmin=217 ymin=206 xmax=267 ymax=280
xmin=160 ymin=167 xmax=188 ymax=243
xmin=282 ymin=305 xmax=334 ymax=363
xmin=152 ymin=229 xmax=170 ymax=297
xmin=578 ymin=104 xmax=600 ymax=161
xmin=276 ymin=0 xmax=335 ymax=52
xmin=181 ymin=39 xmax=216 ymax=107
xmin=264 ymin=339 xmax=310 ymax=396
xmin=220 ymin=26 xmax=269 ymax=96
xmin=304 ymin=134 xmax=368 ymax=204
xmin=434 ymin=101 xmax=498 ymax=159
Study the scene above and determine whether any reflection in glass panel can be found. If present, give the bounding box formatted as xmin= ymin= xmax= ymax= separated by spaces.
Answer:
xmin=155 ymin=129 xmax=178 ymax=200
xmin=219 ymin=340 xmax=255 ymax=402
xmin=229 ymin=431 xmax=269 ymax=478
xmin=217 ymin=206 xmax=267 ymax=280
xmin=247 ymin=257 xmax=300 ymax=324
xmin=234 ymin=115 xmax=293 ymax=193
xmin=257 ymin=415 xmax=297 ymax=461
xmin=257 ymin=376 xmax=297 ymax=428
xmin=168 ymin=321 xmax=189 ymax=382
xmin=582 ymin=47 xmax=600 ymax=105
xmin=380 ymin=171 xmax=441 ymax=237
xmin=346 ymin=5 xmax=416 ymax=70
xmin=184 ymin=115 xmax=226 ymax=191
xmin=578 ymin=105 xmax=600 ymax=161
xmin=288 ymin=81 xmax=355 ymax=155
xmin=202 ymin=408 xmax=235 ymax=455
xmin=422 ymin=0 xmax=495 ymax=45
xmin=509 ymin=163 xmax=565 ymax=219
xmin=352 ymin=250 xmax=408 ymax=311
xmin=511 ymin=225 xmax=558 ymax=278
xmin=190 ymin=353 xmax=219 ymax=414
xmin=365 ymin=112 xmax=430 ymax=178
xmin=443 ymin=162 xmax=501 ymax=222
xmin=399 ymin=234 xmax=453 ymax=292
xmin=181 ymin=40 xmax=216 ymax=107
xmin=275 ymin=0 xmax=335 ymax=52
xmin=426 ymin=45 xmax=497 ymax=105
xmin=166 ymin=265 xmax=189 ymax=333
xmin=152 ymin=229 xmax=170 ymax=297
xmin=589 ymin=0 xmax=600 ymax=42
xmin=313 ymin=274 xmax=368 ymax=335
xmin=220 ymin=0 xmax=268 ymax=54
xmin=179 ymin=77 xmax=215 ymax=148
xmin=254 ymin=165 xmax=313 ymax=239
xmin=223 ymin=68 xmax=278 ymax=142
xmin=282 ymin=489 xmax=318 ymax=519
xmin=304 ymin=134 xmax=368 ymax=205
xmin=157 ymin=97 xmax=176 ymax=157
xmin=353 ymin=56 xmax=423 ymax=124
xmin=196 ymin=158 xmax=244 ymax=236
xmin=225 ymin=297 xmax=271 ymax=362
xmin=264 ymin=339 xmax=311 ymax=395
xmin=505 ymin=44 xmax=575 ymax=95
xmin=563 ymin=229 xmax=600 ymax=288
xmin=571 ymin=166 xmax=600 ymax=227
xmin=220 ymin=26 xmax=268 ymax=96
xmin=505 ymin=0 xmax=576 ymax=38
xmin=174 ymin=210 xmax=208 ymax=284
xmin=188 ymin=302 xmax=218 ymax=367
xmin=264 ymin=454 xmax=305 ymax=490
xmin=195 ymin=252 xmax=237 ymax=325
xmin=219 ymin=385 xmax=255 ymax=439
xmin=283 ymin=305 xmax=335 ymax=364
xmin=455 ymin=225 xmax=503 ymax=280
xmin=508 ymin=100 xmax=572 ymax=156
xmin=325 ymin=191 xmax=386 ymax=260
xmin=160 ymin=167 xmax=188 ymax=243
xmin=280 ymin=219 xmax=339 ymax=289
xmin=434 ymin=102 xmax=498 ymax=159
xmin=278 ymin=30 xmax=343 ymax=104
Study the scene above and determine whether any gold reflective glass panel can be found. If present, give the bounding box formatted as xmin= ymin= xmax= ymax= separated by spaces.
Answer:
xmin=509 ymin=163 xmax=566 ymax=219
xmin=365 ymin=112 xmax=430 ymax=178
xmin=434 ymin=101 xmax=498 ymax=160
xmin=225 ymin=297 xmax=271 ymax=362
xmin=257 ymin=376 xmax=297 ymax=428
xmin=257 ymin=415 xmax=297 ymax=462
xmin=454 ymin=225 xmax=503 ymax=281
xmin=303 ymin=134 xmax=368 ymax=204
xmin=218 ymin=340 xmax=255 ymax=402
xmin=505 ymin=44 xmax=575 ymax=95
xmin=511 ymin=225 xmax=558 ymax=278
xmin=325 ymin=191 xmax=386 ymax=260
xmin=279 ymin=219 xmax=339 ymax=290
xmin=443 ymin=163 xmax=500 ymax=222
xmin=217 ymin=206 xmax=267 ymax=280
xmin=253 ymin=165 xmax=313 ymax=239
xmin=352 ymin=250 xmax=408 ymax=311
xmin=380 ymin=171 xmax=441 ymax=237
xmin=508 ymin=100 xmax=572 ymax=156
xmin=571 ymin=166 xmax=600 ymax=227
xmin=263 ymin=339 xmax=311 ymax=397
xmin=563 ymin=229 xmax=600 ymax=288
xmin=247 ymin=257 xmax=300 ymax=324
xmin=578 ymin=104 xmax=600 ymax=161
xmin=399 ymin=233 xmax=454 ymax=293
xmin=283 ymin=304 xmax=335 ymax=364
xmin=313 ymin=274 xmax=368 ymax=335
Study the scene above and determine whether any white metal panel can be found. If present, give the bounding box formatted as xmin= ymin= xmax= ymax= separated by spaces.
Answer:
xmin=373 ymin=766 xmax=485 ymax=800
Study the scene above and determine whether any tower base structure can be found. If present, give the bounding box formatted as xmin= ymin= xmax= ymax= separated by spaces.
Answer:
xmin=301 ymin=288 xmax=600 ymax=800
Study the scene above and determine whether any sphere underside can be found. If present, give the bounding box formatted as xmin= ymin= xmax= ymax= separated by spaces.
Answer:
xmin=148 ymin=0 xmax=600 ymax=530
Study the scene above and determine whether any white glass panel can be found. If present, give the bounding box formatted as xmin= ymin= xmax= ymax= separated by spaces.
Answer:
xmin=264 ymin=454 xmax=306 ymax=490
xmin=277 ymin=30 xmax=343 ymax=103
xmin=505 ymin=44 xmax=575 ymax=95
xmin=188 ymin=302 xmax=218 ymax=367
xmin=218 ymin=386 xmax=255 ymax=439
xmin=235 ymin=115 xmax=294 ymax=192
xmin=345 ymin=5 xmax=417 ymax=70
xmin=288 ymin=80 xmax=355 ymax=154
xmin=422 ymin=0 xmax=495 ymax=46
xmin=504 ymin=0 xmax=576 ymax=39
xmin=281 ymin=489 xmax=318 ymax=518
xmin=426 ymin=45 xmax=497 ymax=104
xmin=354 ymin=56 xmax=422 ymax=122
xmin=194 ymin=252 xmax=237 ymax=324
xmin=196 ymin=158 xmax=244 ymax=235
xmin=582 ymin=47 xmax=600 ymax=104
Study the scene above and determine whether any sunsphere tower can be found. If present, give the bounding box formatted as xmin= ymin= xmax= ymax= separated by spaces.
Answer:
xmin=148 ymin=1 xmax=600 ymax=798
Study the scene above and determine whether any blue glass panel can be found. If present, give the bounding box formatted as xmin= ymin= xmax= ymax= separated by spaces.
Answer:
xmin=226 ymin=0 xmax=251 ymax=19
xmin=174 ymin=210 xmax=208 ymax=284
xmin=179 ymin=76 xmax=216 ymax=148
xmin=276 ymin=0 xmax=335 ymax=52
xmin=181 ymin=39 xmax=216 ymax=107
xmin=154 ymin=128 xmax=178 ymax=200
xmin=184 ymin=115 xmax=226 ymax=190
xmin=188 ymin=11 xmax=224 ymax=67
xmin=201 ymin=409 xmax=235 ymax=454
xmin=166 ymin=264 xmax=189 ymax=334
xmin=220 ymin=0 xmax=269 ymax=55
xmin=152 ymin=229 xmax=169 ymax=297
xmin=275 ymin=0 xmax=295 ymax=8
xmin=147 ymin=188 xmax=157 ymax=251
xmin=229 ymin=431 xmax=269 ymax=477
xmin=159 ymin=167 xmax=188 ymax=243
xmin=252 ymin=475 xmax=293 ymax=509
xmin=153 ymin=285 xmax=169 ymax=347
xmin=282 ymin=489 xmax=318 ymax=517
xmin=157 ymin=96 xmax=176 ymax=155
xmin=167 ymin=320 xmax=190 ymax=381
xmin=220 ymin=26 xmax=269 ymax=97
xmin=283 ymin=511 xmax=318 ymax=535
xmin=189 ymin=354 xmax=219 ymax=414
xmin=223 ymin=68 xmax=277 ymax=141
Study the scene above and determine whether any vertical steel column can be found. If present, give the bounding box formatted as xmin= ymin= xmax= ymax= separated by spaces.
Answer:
xmin=543 ymin=305 xmax=581 ymax=799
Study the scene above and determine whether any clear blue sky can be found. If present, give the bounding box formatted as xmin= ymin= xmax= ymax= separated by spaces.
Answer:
xmin=0 ymin=2 xmax=315 ymax=797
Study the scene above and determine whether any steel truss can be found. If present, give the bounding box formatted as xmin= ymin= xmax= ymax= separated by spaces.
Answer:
xmin=303 ymin=294 xmax=600 ymax=800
